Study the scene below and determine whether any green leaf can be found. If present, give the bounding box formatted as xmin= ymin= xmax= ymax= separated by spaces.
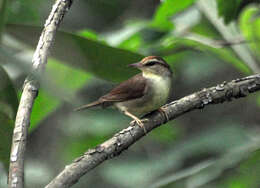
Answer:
xmin=119 ymin=28 xmax=167 ymax=53
xmin=239 ymin=6 xmax=260 ymax=60
xmin=0 ymin=66 xmax=18 ymax=119
xmin=6 ymin=24 xmax=143 ymax=82
xmin=191 ymin=17 xmax=221 ymax=38
xmin=160 ymin=36 xmax=251 ymax=74
xmin=0 ymin=66 xmax=17 ymax=172
xmin=78 ymin=29 xmax=99 ymax=41
xmin=118 ymin=33 xmax=142 ymax=52
xmin=0 ymin=113 xmax=14 ymax=173
xmin=29 ymin=59 xmax=92 ymax=131
xmin=216 ymin=0 xmax=242 ymax=24
xmin=152 ymin=0 xmax=198 ymax=31
xmin=104 ymin=21 xmax=147 ymax=48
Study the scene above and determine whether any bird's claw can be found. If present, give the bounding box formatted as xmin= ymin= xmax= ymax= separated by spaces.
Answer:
xmin=130 ymin=119 xmax=148 ymax=134
xmin=158 ymin=107 xmax=169 ymax=122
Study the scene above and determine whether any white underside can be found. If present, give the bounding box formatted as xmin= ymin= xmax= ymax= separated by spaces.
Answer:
xmin=115 ymin=72 xmax=172 ymax=117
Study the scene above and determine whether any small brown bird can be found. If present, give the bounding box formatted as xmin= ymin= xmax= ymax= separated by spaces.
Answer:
xmin=75 ymin=56 xmax=172 ymax=132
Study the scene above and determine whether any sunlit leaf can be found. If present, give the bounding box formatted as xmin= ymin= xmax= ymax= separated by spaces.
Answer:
xmin=78 ymin=29 xmax=99 ymax=41
xmin=152 ymin=0 xmax=198 ymax=30
xmin=118 ymin=33 xmax=142 ymax=52
xmin=239 ymin=6 xmax=260 ymax=60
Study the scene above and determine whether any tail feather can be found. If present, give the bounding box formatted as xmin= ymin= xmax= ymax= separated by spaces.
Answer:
xmin=74 ymin=100 xmax=102 ymax=111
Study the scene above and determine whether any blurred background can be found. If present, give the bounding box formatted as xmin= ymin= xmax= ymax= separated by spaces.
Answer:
xmin=1 ymin=0 xmax=260 ymax=187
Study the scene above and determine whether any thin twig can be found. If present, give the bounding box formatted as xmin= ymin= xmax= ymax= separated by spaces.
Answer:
xmin=8 ymin=0 xmax=73 ymax=187
xmin=184 ymin=32 xmax=254 ymax=48
xmin=45 ymin=74 xmax=260 ymax=188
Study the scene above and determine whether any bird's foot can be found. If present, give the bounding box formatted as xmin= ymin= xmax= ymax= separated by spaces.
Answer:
xmin=158 ymin=107 xmax=169 ymax=122
xmin=130 ymin=118 xmax=149 ymax=134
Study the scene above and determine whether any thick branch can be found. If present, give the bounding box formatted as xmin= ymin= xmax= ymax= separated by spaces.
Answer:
xmin=8 ymin=0 xmax=72 ymax=188
xmin=46 ymin=74 xmax=260 ymax=188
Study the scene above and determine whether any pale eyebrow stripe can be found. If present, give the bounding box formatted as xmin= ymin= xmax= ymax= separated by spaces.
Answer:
xmin=144 ymin=59 xmax=164 ymax=64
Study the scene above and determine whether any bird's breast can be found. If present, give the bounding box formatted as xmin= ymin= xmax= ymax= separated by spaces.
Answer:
xmin=115 ymin=74 xmax=172 ymax=117
xmin=147 ymin=74 xmax=171 ymax=109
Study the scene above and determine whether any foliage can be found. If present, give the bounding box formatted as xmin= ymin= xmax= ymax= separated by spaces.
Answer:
xmin=0 ymin=0 xmax=260 ymax=187
xmin=216 ymin=0 xmax=243 ymax=24
xmin=0 ymin=66 xmax=17 ymax=172
xmin=216 ymin=0 xmax=260 ymax=24
xmin=151 ymin=0 xmax=198 ymax=30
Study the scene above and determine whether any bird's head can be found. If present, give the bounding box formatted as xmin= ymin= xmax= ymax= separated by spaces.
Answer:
xmin=128 ymin=56 xmax=172 ymax=77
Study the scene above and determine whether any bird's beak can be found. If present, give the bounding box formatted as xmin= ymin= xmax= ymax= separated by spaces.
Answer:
xmin=128 ymin=62 xmax=142 ymax=68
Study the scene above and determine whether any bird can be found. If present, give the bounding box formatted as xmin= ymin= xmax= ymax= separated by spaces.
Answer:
xmin=74 ymin=56 xmax=173 ymax=133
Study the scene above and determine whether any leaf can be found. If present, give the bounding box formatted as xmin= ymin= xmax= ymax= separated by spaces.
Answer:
xmin=78 ymin=29 xmax=99 ymax=41
xmin=103 ymin=21 xmax=147 ymax=47
xmin=119 ymin=28 xmax=167 ymax=53
xmin=0 ymin=66 xmax=17 ymax=172
xmin=160 ymin=36 xmax=251 ymax=74
xmin=118 ymin=33 xmax=142 ymax=52
xmin=239 ymin=6 xmax=260 ymax=60
xmin=6 ymin=24 xmax=143 ymax=82
xmin=216 ymin=0 xmax=242 ymax=24
xmin=152 ymin=0 xmax=198 ymax=30
xmin=0 ymin=113 xmax=14 ymax=173
xmin=29 ymin=59 xmax=92 ymax=131
xmin=191 ymin=17 xmax=221 ymax=38
xmin=217 ymin=0 xmax=260 ymax=24
xmin=0 ymin=66 xmax=18 ymax=119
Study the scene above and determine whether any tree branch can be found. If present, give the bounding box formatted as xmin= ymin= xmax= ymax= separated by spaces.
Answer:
xmin=8 ymin=0 xmax=73 ymax=187
xmin=45 ymin=74 xmax=260 ymax=188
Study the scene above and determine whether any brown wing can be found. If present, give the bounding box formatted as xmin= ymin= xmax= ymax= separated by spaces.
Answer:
xmin=100 ymin=74 xmax=147 ymax=102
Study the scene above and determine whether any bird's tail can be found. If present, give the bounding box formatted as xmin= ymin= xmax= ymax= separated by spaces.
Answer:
xmin=74 ymin=100 xmax=102 ymax=111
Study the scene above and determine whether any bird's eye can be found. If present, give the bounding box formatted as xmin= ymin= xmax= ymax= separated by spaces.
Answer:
xmin=145 ymin=61 xmax=157 ymax=66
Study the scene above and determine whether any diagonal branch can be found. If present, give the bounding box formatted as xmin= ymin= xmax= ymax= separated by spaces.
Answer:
xmin=8 ymin=0 xmax=73 ymax=187
xmin=45 ymin=74 xmax=260 ymax=188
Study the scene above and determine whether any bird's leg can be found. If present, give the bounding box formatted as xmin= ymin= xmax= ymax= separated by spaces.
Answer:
xmin=158 ymin=107 xmax=169 ymax=122
xmin=123 ymin=111 xmax=148 ymax=134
